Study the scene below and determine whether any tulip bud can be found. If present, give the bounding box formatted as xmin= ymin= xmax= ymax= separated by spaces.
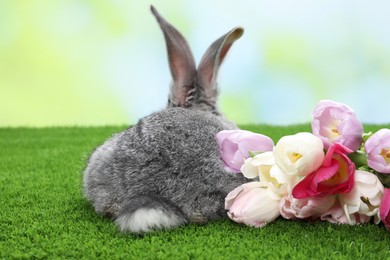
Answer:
xmin=216 ymin=130 xmax=274 ymax=173
xmin=312 ymin=100 xmax=363 ymax=152
xmin=364 ymin=128 xmax=390 ymax=174
xmin=225 ymin=182 xmax=280 ymax=227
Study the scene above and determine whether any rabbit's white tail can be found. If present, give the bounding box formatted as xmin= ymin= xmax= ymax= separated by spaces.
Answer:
xmin=115 ymin=195 xmax=188 ymax=233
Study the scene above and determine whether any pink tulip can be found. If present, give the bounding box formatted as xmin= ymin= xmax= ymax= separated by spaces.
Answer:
xmin=364 ymin=129 xmax=390 ymax=174
xmin=312 ymin=100 xmax=363 ymax=152
xmin=225 ymin=182 xmax=280 ymax=227
xmin=216 ymin=130 xmax=274 ymax=173
xmin=279 ymin=194 xmax=336 ymax=220
xmin=380 ymin=188 xmax=390 ymax=231
xmin=292 ymin=143 xmax=355 ymax=199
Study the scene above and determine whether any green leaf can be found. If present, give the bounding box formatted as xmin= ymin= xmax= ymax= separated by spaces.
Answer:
xmin=248 ymin=151 xmax=264 ymax=158
xmin=374 ymin=171 xmax=390 ymax=188
xmin=348 ymin=150 xmax=367 ymax=168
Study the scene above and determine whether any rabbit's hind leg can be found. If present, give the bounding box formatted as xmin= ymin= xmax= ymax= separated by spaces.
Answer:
xmin=115 ymin=195 xmax=188 ymax=233
xmin=183 ymin=189 xmax=228 ymax=224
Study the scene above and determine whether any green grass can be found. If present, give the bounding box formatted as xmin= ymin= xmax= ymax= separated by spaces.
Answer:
xmin=1 ymin=125 xmax=389 ymax=259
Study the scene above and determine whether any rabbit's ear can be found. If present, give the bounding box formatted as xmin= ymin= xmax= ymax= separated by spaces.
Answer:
xmin=197 ymin=27 xmax=244 ymax=103
xmin=151 ymin=6 xmax=197 ymax=107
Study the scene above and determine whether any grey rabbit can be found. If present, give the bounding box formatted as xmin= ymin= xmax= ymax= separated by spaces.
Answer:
xmin=83 ymin=5 xmax=247 ymax=233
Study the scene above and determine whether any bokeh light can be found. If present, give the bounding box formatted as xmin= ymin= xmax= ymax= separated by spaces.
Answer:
xmin=1 ymin=0 xmax=389 ymax=126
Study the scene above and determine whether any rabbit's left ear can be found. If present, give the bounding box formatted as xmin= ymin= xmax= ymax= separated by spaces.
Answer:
xmin=197 ymin=27 xmax=244 ymax=103
xmin=151 ymin=5 xmax=197 ymax=107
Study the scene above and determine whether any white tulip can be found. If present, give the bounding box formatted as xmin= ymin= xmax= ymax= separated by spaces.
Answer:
xmin=241 ymin=151 xmax=294 ymax=197
xmin=274 ymin=132 xmax=325 ymax=177
xmin=339 ymin=170 xmax=384 ymax=224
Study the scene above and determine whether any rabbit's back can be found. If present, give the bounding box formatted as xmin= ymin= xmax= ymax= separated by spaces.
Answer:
xmin=84 ymin=108 xmax=237 ymax=219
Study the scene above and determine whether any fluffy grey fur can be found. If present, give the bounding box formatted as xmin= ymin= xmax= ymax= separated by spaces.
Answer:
xmin=83 ymin=6 xmax=247 ymax=233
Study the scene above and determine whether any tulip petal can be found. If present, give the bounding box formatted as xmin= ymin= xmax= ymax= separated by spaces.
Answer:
xmin=270 ymin=164 xmax=290 ymax=184
xmin=380 ymin=188 xmax=390 ymax=230
xmin=240 ymin=158 xmax=260 ymax=179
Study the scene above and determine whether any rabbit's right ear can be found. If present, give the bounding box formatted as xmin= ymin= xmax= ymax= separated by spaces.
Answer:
xmin=151 ymin=6 xmax=197 ymax=107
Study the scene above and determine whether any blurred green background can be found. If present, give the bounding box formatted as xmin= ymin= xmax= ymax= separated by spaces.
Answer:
xmin=1 ymin=0 xmax=390 ymax=127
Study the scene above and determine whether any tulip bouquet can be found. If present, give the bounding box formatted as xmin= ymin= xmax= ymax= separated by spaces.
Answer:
xmin=217 ymin=100 xmax=390 ymax=231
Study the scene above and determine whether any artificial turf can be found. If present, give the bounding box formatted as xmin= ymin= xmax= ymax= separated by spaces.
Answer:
xmin=1 ymin=125 xmax=389 ymax=259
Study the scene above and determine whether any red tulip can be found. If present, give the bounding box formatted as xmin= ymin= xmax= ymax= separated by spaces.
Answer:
xmin=292 ymin=143 xmax=355 ymax=199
